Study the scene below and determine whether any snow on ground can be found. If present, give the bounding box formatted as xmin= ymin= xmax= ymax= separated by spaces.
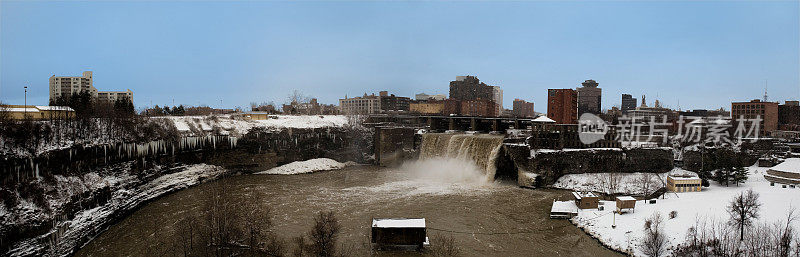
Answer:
xmin=570 ymin=164 xmax=800 ymax=256
xmin=252 ymin=115 xmax=349 ymax=129
xmin=553 ymin=172 xmax=671 ymax=195
xmin=255 ymin=158 xmax=350 ymax=175
xmin=160 ymin=115 xmax=350 ymax=136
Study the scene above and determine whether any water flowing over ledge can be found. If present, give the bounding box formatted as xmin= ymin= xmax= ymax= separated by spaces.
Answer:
xmin=418 ymin=133 xmax=504 ymax=183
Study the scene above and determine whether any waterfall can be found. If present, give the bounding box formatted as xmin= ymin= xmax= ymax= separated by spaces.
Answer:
xmin=418 ymin=133 xmax=504 ymax=180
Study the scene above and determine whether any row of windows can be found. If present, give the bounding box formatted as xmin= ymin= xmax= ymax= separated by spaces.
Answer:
xmin=672 ymin=183 xmax=701 ymax=187
xmin=733 ymin=104 xmax=766 ymax=109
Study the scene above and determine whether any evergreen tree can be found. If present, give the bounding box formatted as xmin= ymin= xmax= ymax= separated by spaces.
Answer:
xmin=714 ymin=169 xmax=732 ymax=187
xmin=732 ymin=166 xmax=749 ymax=186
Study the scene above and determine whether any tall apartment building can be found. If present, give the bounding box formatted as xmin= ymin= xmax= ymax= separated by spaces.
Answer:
xmin=49 ymin=71 xmax=97 ymax=102
xmin=512 ymin=99 xmax=535 ymax=118
xmin=577 ymin=79 xmax=602 ymax=115
xmin=547 ymin=89 xmax=578 ymax=124
xmin=339 ymin=93 xmax=381 ymax=115
xmin=97 ymin=90 xmax=133 ymax=103
xmin=731 ymin=99 xmax=779 ymax=136
xmin=449 ymin=76 xmax=494 ymax=102
xmin=49 ymin=71 xmax=133 ymax=104
xmin=491 ymin=86 xmax=503 ymax=115
xmin=448 ymin=75 xmax=500 ymax=117
xmin=621 ymin=94 xmax=637 ymax=113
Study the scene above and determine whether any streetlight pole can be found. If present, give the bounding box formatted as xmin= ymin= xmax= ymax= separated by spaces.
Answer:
xmin=24 ymin=86 xmax=28 ymax=119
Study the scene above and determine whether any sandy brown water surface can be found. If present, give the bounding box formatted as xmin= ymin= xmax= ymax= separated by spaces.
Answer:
xmin=76 ymin=164 xmax=623 ymax=257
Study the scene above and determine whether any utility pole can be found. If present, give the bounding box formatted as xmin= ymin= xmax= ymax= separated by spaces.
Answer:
xmin=24 ymin=86 xmax=28 ymax=119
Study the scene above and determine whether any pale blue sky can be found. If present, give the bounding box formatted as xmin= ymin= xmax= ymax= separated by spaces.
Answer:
xmin=1 ymin=1 xmax=798 ymax=113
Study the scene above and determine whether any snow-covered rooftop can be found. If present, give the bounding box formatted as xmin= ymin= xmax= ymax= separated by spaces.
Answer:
xmin=372 ymin=218 xmax=426 ymax=228
xmin=770 ymin=158 xmax=800 ymax=174
xmin=616 ymin=196 xmax=636 ymax=201
xmin=532 ymin=116 xmax=556 ymax=123
xmin=35 ymin=106 xmax=74 ymax=111
xmin=551 ymin=201 xmax=579 ymax=214
xmin=573 ymin=191 xmax=598 ymax=200
xmin=668 ymin=175 xmax=701 ymax=181
xmin=4 ymin=108 xmax=39 ymax=113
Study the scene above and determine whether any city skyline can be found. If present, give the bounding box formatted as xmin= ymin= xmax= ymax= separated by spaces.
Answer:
xmin=1 ymin=1 xmax=799 ymax=113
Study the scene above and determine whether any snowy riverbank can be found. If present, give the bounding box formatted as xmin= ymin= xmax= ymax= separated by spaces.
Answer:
xmin=570 ymin=165 xmax=800 ymax=256
xmin=255 ymin=158 xmax=350 ymax=175
xmin=162 ymin=115 xmax=351 ymax=136
xmin=552 ymin=172 xmax=667 ymax=195
xmin=4 ymin=164 xmax=227 ymax=257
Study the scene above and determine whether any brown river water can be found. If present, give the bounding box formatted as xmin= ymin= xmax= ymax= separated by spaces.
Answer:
xmin=75 ymin=162 xmax=623 ymax=257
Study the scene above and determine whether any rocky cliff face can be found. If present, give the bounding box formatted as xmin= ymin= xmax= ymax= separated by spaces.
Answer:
xmin=0 ymin=126 xmax=373 ymax=257
xmin=503 ymin=145 xmax=674 ymax=187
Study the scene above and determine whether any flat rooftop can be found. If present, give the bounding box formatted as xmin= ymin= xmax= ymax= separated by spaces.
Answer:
xmin=770 ymin=158 xmax=800 ymax=174
xmin=551 ymin=201 xmax=578 ymax=214
xmin=572 ymin=191 xmax=598 ymax=200
xmin=616 ymin=196 xmax=636 ymax=201
xmin=372 ymin=218 xmax=426 ymax=228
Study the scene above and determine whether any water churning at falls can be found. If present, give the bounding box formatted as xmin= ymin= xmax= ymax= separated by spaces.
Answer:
xmin=416 ymin=133 xmax=505 ymax=183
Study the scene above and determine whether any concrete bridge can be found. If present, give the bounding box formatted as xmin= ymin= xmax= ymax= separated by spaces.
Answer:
xmin=365 ymin=115 xmax=537 ymax=133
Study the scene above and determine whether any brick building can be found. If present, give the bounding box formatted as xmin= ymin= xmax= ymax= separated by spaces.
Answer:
xmin=547 ymin=89 xmax=578 ymax=124
xmin=731 ymin=99 xmax=779 ymax=136
xmin=460 ymin=99 xmax=498 ymax=117
xmin=409 ymin=101 xmax=444 ymax=115
xmin=779 ymin=100 xmax=800 ymax=131
xmin=378 ymin=91 xmax=410 ymax=113
xmin=442 ymin=99 xmax=462 ymax=116
xmin=449 ymin=76 xmax=494 ymax=101
xmin=512 ymin=99 xmax=535 ymax=118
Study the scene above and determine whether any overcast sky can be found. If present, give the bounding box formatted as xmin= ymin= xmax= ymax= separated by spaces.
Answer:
xmin=1 ymin=1 xmax=798 ymax=113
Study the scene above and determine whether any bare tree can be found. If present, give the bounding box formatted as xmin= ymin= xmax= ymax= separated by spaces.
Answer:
xmin=430 ymin=233 xmax=460 ymax=257
xmin=174 ymin=216 xmax=198 ymax=257
xmin=640 ymin=212 xmax=668 ymax=257
xmin=774 ymin=208 xmax=798 ymax=257
xmin=636 ymin=173 xmax=657 ymax=197
xmin=307 ymin=211 xmax=341 ymax=257
xmin=294 ymin=211 xmax=341 ymax=257
xmin=727 ymin=189 xmax=761 ymax=241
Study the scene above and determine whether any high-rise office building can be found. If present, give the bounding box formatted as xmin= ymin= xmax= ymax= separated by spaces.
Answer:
xmin=621 ymin=94 xmax=637 ymax=113
xmin=577 ymin=79 xmax=602 ymax=115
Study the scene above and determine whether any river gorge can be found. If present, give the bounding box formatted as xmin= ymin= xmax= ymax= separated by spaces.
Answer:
xmin=75 ymin=163 xmax=623 ymax=257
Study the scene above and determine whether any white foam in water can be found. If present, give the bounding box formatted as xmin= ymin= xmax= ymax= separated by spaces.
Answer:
xmin=343 ymin=158 xmax=500 ymax=199
xmin=399 ymin=157 xmax=493 ymax=185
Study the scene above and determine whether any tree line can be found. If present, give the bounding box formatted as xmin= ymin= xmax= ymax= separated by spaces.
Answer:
xmin=640 ymin=189 xmax=800 ymax=257
xmin=1 ymin=92 xmax=177 ymax=157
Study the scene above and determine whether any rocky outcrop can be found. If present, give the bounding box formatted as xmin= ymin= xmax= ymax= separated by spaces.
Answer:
xmin=1 ymin=126 xmax=374 ymax=257
xmin=504 ymin=145 xmax=673 ymax=187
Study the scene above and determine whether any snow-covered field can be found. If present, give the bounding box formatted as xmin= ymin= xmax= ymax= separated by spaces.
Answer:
xmin=553 ymin=172 xmax=666 ymax=195
xmin=570 ymin=164 xmax=800 ymax=256
xmin=255 ymin=158 xmax=350 ymax=175
xmin=161 ymin=115 xmax=351 ymax=136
